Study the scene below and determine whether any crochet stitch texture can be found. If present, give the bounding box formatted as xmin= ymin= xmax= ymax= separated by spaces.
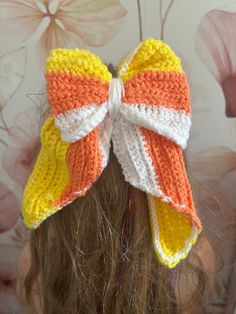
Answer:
xmin=23 ymin=38 xmax=201 ymax=268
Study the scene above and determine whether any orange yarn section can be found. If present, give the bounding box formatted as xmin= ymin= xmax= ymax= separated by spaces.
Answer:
xmin=141 ymin=128 xmax=201 ymax=228
xmin=47 ymin=73 xmax=109 ymax=116
xmin=53 ymin=128 xmax=103 ymax=207
xmin=123 ymin=71 xmax=190 ymax=112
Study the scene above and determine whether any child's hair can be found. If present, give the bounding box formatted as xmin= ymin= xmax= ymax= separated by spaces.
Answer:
xmin=22 ymin=150 xmax=215 ymax=314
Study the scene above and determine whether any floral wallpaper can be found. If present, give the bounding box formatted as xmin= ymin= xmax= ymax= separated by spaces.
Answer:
xmin=0 ymin=1 xmax=235 ymax=313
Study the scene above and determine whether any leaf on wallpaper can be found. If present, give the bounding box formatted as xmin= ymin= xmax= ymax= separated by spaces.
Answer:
xmin=2 ymin=107 xmax=41 ymax=189
xmin=0 ymin=182 xmax=20 ymax=233
xmin=26 ymin=90 xmax=47 ymax=109
xmin=11 ymin=218 xmax=30 ymax=249
xmin=189 ymin=147 xmax=236 ymax=180
xmin=0 ymin=47 xmax=26 ymax=125
xmin=196 ymin=3 xmax=236 ymax=117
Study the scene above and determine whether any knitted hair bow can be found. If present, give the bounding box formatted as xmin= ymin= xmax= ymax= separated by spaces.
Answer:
xmin=23 ymin=38 xmax=201 ymax=268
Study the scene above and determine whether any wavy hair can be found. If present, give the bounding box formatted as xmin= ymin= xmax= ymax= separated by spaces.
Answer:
xmin=20 ymin=149 xmax=215 ymax=314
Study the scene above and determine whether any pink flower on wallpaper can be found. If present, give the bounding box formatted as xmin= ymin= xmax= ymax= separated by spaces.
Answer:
xmin=0 ymin=182 xmax=20 ymax=233
xmin=196 ymin=3 xmax=236 ymax=117
xmin=11 ymin=219 xmax=30 ymax=249
xmin=190 ymin=146 xmax=236 ymax=206
xmin=189 ymin=147 xmax=236 ymax=313
xmin=0 ymin=0 xmax=127 ymax=64
xmin=190 ymin=147 xmax=236 ymax=181
xmin=2 ymin=108 xmax=41 ymax=189
xmin=189 ymin=146 xmax=236 ymax=237
xmin=196 ymin=179 xmax=236 ymax=302
xmin=0 ymin=245 xmax=25 ymax=313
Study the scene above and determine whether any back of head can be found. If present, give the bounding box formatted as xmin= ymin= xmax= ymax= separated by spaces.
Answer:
xmin=22 ymin=150 xmax=214 ymax=314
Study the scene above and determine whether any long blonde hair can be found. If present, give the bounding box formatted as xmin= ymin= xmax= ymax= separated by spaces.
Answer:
xmin=22 ymin=149 xmax=215 ymax=314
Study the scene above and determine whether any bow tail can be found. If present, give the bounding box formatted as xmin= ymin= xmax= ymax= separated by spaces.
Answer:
xmin=147 ymin=195 xmax=200 ymax=268
xmin=23 ymin=116 xmax=112 ymax=229
xmin=112 ymin=115 xmax=201 ymax=267
xmin=142 ymin=128 xmax=201 ymax=267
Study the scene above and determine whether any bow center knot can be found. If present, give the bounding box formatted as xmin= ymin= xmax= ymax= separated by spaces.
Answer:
xmin=108 ymin=78 xmax=124 ymax=117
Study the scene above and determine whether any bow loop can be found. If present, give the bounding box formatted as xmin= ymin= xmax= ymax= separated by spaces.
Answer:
xmin=118 ymin=38 xmax=182 ymax=82
xmin=119 ymin=39 xmax=191 ymax=149
xmin=46 ymin=48 xmax=112 ymax=142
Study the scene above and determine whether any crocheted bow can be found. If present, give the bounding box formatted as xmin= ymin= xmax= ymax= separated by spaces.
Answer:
xmin=23 ymin=38 xmax=201 ymax=268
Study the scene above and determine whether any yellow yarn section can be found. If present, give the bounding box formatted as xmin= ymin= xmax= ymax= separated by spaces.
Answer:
xmin=119 ymin=38 xmax=183 ymax=82
xmin=46 ymin=48 xmax=112 ymax=82
xmin=23 ymin=117 xmax=70 ymax=229
xmin=148 ymin=196 xmax=200 ymax=268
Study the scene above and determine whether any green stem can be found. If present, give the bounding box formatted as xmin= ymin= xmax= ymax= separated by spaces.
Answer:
xmin=0 ymin=138 xmax=8 ymax=147
xmin=0 ymin=110 xmax=8 ymax=131
xmin=160 ymin=0 xmax=164 ymax=24
xmin=0 ymin=111 xmax=9 ymax=146
xmin=0 ymin=126 xmax=8 ymax=133
xmin=137 ymin=0 xmax=143 ymax=42
xmin=160 ymin=0 xmax=175 ymax=40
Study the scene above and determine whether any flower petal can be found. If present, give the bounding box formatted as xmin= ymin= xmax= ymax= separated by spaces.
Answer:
xmin=189 ymin=147 xmax=236 ymax=180
xmin=2 ymin=138 xmax=40 ymax=188
xmin=196 ymin=4 xmax=236 ymax=117
xmin=35 ymin=1 xmax=126 ymax=65
xmin=0 ymin=1 xmax=42 ymax=51
xmin=59 ymin=2 xmax=127 ymax=46
xmin=2 ymin=108 xmax=41 ymax=188
xmin=36 ymin=20 xmax=83 ymax=67
xmin=0 ymin=48 xmax=26 ymax=123
xmin=0 ymin=182 xmax=20 ymax=233
xmin=58 ymin=0 xmax=119 ymax=12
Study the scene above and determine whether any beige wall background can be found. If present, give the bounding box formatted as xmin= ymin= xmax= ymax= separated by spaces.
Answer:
xmin=0 ymin=1 xmax=235 ymax=313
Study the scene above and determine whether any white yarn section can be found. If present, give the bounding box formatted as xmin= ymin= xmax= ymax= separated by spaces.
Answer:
xmin=98 ymin=115 xmax=113 ymax=169
xmin=120 ymin=104 xmax=191 ymax=149
xmin=112 ymin=114 xmax=165 ymax=198
xmin=55 ymin=79 xmax=124 ymax=143
xmin=55 ymin=102 xmax=108 ymax=143
xmin=118 ymin=43 xmax=142 ymax=78
xmin=147 ymin=195 xmax=199 ymax=264
xmin=107 ymin=78 xmax=124 ymax=118
xmin=112 ymin=114 xmax=188 ymax=208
